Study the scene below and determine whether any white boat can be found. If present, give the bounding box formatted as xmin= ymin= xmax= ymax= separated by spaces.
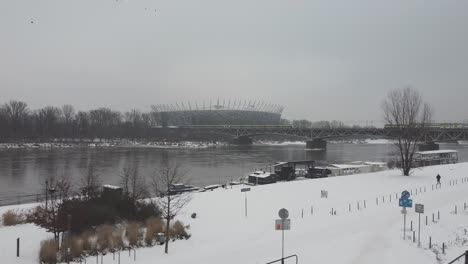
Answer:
xmin=248 ymin=171 xmax=277 ymax=185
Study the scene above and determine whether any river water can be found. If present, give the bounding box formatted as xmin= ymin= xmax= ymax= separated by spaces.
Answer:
xmin=1 ymin=142 xmax=468 ymax=198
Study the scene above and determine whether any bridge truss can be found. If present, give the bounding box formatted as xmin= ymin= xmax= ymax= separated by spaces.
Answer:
xmin=157 ymin=126 xmax=468 ymax=142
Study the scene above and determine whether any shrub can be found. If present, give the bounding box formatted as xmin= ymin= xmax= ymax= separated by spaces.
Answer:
xmin=80 ymin=231 xmax=94 ymax=252
xmin=145 ymin=217 xmax=163 ymax=245
xmin=126 ymin=222 xmax=142 ymax=247
xmin=96 ymin=224 xmax=114 ymax=251
xmin=112 ymin=228 xmax=124 ymax=250
xmin=70 ymin=236 xmax=84 ymax=259
xmin=171 ymin=220 xmax=190 ymax=240
xmin=39 ymin=239 xmax=58 ymax=264
xmin=2 ymin=210 xmax=25 ymax=226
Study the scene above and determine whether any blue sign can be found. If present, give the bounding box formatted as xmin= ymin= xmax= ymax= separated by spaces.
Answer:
xmin=401 ymin=190 xmax=410 ymax=200
xmin=399 ymin=198 xmax=413 ymax=208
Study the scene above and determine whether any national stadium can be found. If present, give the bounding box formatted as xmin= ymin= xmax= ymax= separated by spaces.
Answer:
xmin=152 ymin=99 xmax=283 ymax=126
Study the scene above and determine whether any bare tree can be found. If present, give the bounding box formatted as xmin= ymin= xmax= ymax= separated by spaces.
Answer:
xmin=382 ymin=87 xmax=432 ymax=176
xmin=79 ymin=163 xmax=102 ymax=200
xmin=0 ymin=100 xmax=29 ymax=136
xmin=151 ymin=163 xmax=191 ymax=254
xmin=120 ymin=161 xmax=148 ymax=200
xmin=32 ymin=173 xmax=72 ymax=246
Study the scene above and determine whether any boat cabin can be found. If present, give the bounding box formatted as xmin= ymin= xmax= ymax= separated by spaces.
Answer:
xmin=414 ymin=150 xmax=458 ymax=167
xmin=248 ymin=171 xmax=277 ymax=185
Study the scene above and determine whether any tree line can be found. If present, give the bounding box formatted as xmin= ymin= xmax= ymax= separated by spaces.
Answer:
xmin=0 ymin=100 xmax=159 ymax=141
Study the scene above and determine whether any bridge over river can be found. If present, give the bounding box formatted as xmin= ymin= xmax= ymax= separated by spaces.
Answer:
xmin=153 ymin=125 xmax=468 ymax=150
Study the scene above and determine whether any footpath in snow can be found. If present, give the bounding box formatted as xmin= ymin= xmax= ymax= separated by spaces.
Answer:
xmin=1 ymin=163 xmax=468 ymax=264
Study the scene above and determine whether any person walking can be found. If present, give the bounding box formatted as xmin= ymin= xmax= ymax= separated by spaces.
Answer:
xmin=436 ymin=174 xmax=441 ymax=187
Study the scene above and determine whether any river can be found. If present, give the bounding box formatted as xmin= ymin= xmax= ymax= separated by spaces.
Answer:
xmin=1 ymin=142 xmax=468 ymax=198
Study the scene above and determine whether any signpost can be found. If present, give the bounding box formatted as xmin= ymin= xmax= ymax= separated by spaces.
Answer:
xmin=276 ymin=208 xmax=290 ymax=264
xmin=415 ymin=204 xmax=424 ymax=247
xmin=241 ymin=188 xmax=251 ymax=217
xmin=399 ymin=190 xmax=413 ymax=240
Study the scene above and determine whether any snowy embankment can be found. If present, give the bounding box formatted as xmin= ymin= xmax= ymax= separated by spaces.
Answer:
xmin=0 ymin=140 xmax=222 ymax=150
xmin=256 ymin=138 xmax=394 ymax=146
xmin=2 ymin=164 xmax=468 ymax=264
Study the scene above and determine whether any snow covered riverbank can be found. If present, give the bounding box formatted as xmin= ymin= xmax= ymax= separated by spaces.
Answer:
xmin=0 ymin=140 xmax=223 ymax=150
xmin=2 ymin=163 xmax=468 ymax=263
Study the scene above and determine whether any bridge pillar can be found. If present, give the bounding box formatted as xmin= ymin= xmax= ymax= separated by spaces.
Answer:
xmin=231 ymin=136 xmax=253 ymax=145
xmin=419 ymin=142 xmax=439 ymax=151
xmin=306 ymin=139 xmax=327 ymax=150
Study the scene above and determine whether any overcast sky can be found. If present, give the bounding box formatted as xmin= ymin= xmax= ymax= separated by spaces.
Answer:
xmin=1 ymin=0 xmax=467 ymax=124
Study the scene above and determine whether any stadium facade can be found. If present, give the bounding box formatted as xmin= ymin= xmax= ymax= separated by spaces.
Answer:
xmin=152 ymin=99 xmax=283 ymax=126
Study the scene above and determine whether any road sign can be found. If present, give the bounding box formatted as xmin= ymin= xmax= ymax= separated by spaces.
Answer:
xmin=241 ymin=188 xmax=251 ymax=192
xmin=401 ymin=190 xmax=410 ymax=200
xmin=321 ymin=190 xmax=328 ymax=198
xmin=275 ymin=219 xmax=291 ymax=230
xmin=399 ymin=198 xmax=413 ymax=208
xmin=278 ymin=208 xmax=289 ymax=219
xmin=415 ymin=204 xmax=424 ymax=213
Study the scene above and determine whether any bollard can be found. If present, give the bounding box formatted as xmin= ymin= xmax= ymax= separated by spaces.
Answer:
xmin=465 ymin=202 xmax=466 ymax=210
xmin=16 ymin=238 xmax=20 ymax=257
xmin=357 ymin=202 xmax=360 ymax=210
xmin=302 ymin=209 xmax=304 ymax=218
xmin=426 ymin=216 xmax=428 ymax=226
xmin=364 ymin=200 xmax=366 ymax=208
xmin=443 ymin=243 xmax=445 ymax=254
xmin=311 ymin=206 xmax=314 ymax=215
xmin=429 ymin=236 xmax=432 ymax=249
xmin=383 ymin=196 xmax=385 ymax=203
xmin=432 ymin=213 xmax=434 ymax=223
xmin=390 ymin=195 xmax=392 ymax=202
xmin=413 ymin=231 xmax=415 ymax=243
xmin=411 ymin=221 xmax=413 ymax=231
xmin=438 ymin=211 xmax=440 ymax=220
xmin=349 ymin=204 xmax=351 ymax=212
xmin=455 ymin=206 xmax=458 ymax=215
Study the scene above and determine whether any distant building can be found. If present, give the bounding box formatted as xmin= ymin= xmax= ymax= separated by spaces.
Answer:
xmin=152 ymin=99 xmax=283 ymax=126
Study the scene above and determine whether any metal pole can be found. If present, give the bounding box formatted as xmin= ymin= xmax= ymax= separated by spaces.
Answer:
xmin=245 ymin=192 xmax=247 ymax=218
xmin=281 ymin=219 xmax=285 ymax=264
xmin=403 ymin=212 xmax=406 ymax=240
xmin=418 ymin=213 xmax=421 ymax=247
xmin=68 ymin=214 xmax=71 ymax=264
xmin=16 ymin=238 xmax=20 ymax=257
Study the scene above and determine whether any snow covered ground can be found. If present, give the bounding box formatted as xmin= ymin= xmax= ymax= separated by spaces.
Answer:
xmin=2 ymin=163 xmax=468 ymax=264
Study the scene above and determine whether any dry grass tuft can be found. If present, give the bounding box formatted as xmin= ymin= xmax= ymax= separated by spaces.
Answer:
xmin=2 ymin=210 xmax=25 ymax=226
xmin=145 ymin=217 xmax=163 ymax=245
xmin=126 ymin=222 xmax=142 ymax=247
xmin=96 ymin=224 xmax=114 ymax=251
xmin=171 ymin=220 xmax=190 ymax=240
xmin=39 ymin=239 xmax=58 ymax=264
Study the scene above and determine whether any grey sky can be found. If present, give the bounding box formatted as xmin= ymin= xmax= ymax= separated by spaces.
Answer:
xmin=1 ymin=0 xmax=467 ymax=124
